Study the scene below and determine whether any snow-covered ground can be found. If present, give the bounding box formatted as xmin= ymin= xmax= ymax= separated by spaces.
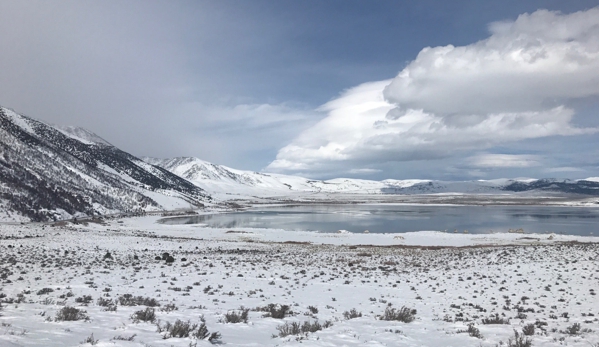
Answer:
xmin=1 ymin=216 xmax=598 ymax=347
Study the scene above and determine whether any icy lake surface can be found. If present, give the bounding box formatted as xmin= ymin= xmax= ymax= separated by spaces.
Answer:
xmin=160 ymin=204 xmax=599 ymax=235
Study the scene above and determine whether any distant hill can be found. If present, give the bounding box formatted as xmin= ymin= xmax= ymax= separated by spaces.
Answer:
xmin=145 ymin=157 xmax=599 ymax=198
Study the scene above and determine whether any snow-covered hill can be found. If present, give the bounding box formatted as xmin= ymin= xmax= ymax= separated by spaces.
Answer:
xmin=146 ymin=157 xmax=599 ymax=198
xmin=0 ymin=106 xmax=210 ymax=222
xmin=144 ymin=157 xmax=321 ymax=196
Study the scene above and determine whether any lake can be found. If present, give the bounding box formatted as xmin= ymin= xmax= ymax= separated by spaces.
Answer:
xmin=159 ymin=204 xmax=599 ymax=235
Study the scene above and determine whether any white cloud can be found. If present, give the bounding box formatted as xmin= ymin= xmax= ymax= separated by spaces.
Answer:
xmin=191 ymin=103 xmax=316 ymax=130
xmin=383 ymin=8 xmax=599 ymax=115
xmin=544 ymin=167 xmax=586 ymax=173
xmin=265 ymin=80 xmax=394 ymax=172
xmin=466 ymin=154 xmax=542 ymax=168
xmin=348 ymin=168 xmax=381 ymax=175
xmin=266 ymin=81 xmax=595 ymax=174
xmin=267 ymin=8 xmax=599 ymax=177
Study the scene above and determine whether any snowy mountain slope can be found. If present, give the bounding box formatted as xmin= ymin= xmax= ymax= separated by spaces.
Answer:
xmin=143 ymin=157 xmax=318 ymax=195
xmin=146 ymin=156 xmax=599 ymax=197
xmin=0 ymin=106 xmax=210 ymax=221
xmin=52 ymin=124 xmax=113 ymax=146
xmin=501 ymin=178 xmax=599 ymax=194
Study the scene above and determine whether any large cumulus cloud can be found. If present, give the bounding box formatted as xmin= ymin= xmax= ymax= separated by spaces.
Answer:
xmin=267 ymin=8 xmax=599 ymax=177
xmin=383 ymin=8 xmax=599 ymax=115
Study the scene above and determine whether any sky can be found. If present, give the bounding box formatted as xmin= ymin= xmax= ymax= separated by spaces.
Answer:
xmin=1 ymin=0 xmax=599 ymax=180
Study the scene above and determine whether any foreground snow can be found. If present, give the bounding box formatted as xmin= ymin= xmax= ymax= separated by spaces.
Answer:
xmin=0 ymin=217 xmax=598 ymax=347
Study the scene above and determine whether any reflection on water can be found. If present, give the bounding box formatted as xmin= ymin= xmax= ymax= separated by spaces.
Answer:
xmin=159 ymin=204 xmax=599 ymax=236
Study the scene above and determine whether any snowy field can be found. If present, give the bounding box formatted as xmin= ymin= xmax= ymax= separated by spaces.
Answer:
xmin=1 ymin=215 xmax=599 ymax=347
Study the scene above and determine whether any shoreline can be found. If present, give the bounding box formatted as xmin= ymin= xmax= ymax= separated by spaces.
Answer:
xmin=218 ymin=192 xmax=599 ymax=209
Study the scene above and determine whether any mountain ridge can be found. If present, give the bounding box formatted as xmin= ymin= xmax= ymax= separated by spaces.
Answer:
xmin=0 ymin=106 xmax=210 ymax=222
xmin=145 ymin=156 xmax=599 ymax=197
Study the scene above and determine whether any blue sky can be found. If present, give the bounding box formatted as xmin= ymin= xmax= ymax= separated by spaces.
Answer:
xmin=1 ymin=0 xmax=598 ymax=180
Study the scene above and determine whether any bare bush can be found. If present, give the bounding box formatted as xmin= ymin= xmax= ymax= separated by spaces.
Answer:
xmin=112 ymin=334 xmax=136 ymax=341
xmin=96 ymin=297 xmax=117 ymax=311
xmin=55 ymin=306 xmax=89 ymax=321
xmin=522 ymin=323 xmax=535 ymax=336
xmin=157 ymin=318 xmax=221 ymax=343
xmin=160 ymin=303 xmax=178 ymax=312
xmin=482 ymin=313 xmax=510 ymax=325
xmin=131 ymin=308 xmax=156 ymax=323
xmin=275 ymin=320 xmax=333 ymax=338
xmin=506 ymin=330 xmax=533 ymax=347
xmin=562 ymin=323 xmax=581 ymax=335
xmin=343 ymin=308 xmax=362 ymax=320
xmin=117 ymin=294 xmax=160 ymax=307
xmin=36 ymin=288 xmax=54 ymax=295
xmin=96 ymin=297 xmax=113 ymax=307
xmin=380 ymin=306 xmax=416 ymax=323
xmin=458 ymin=323 xmax=483 ymax=339
xmin=158 ymin=319 xmax=195 ymax=338
xmin=75 ymin=295 xmax=93 ymax=305
xmin=222 ymin=307 xmax=249 ymax=323
xmin=80 ymin=333 xmax=98 ymax=345
xmin=254 ymin=304 xmax=292 ymax=319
